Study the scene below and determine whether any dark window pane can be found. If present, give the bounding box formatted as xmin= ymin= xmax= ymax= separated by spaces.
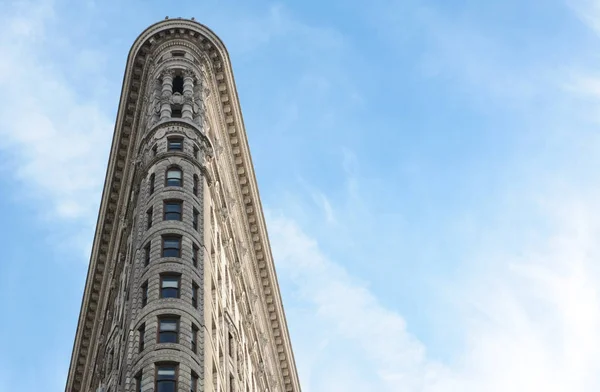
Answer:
xmin=172 ymin=76 xmax=184 ymax=94
xmin=193 ymin=209 xmax=199 ymax=230
xmin=142 ymin=282 xmax=148 ymax=307
xmin=162 ymin=248 xmax=179 ymax=258
xmin=161 ymin=276 xmax=180 ymax=298
xmin=159 ymin=319 xmax=178 ymax=343
xmin=168 ymin=138 xmax=183 ymax=151
xmin=159 ymin=331 xmax=178 ymax=343
xmin=171 ymin=107 xmax=182 ymax=118
xmin=162 ymin=236 xmax=181 ymax=257
xmin=161 ymin=288 xmax=178 ymax=298
xmin=166 ymin=168 xmax=182 ymax=187
xmin=164 ymin=202 xmax=182 ymax=221
xmin=149 ymin=174 xmax=155 ymax=194
xmin=147 ymin=208 xmax=153 ymax=229
xmin=157 ymin=382 xmax=176 ymax=392
xmin=192 ymin=245 xmax=198 ymax=267
xmin=144 ymin=243 xmax=151 ymax=266
xmin=139 ymin=324 xmax=145 ymax=352
xmin=193 ymin=175 xmax=198 ymax=196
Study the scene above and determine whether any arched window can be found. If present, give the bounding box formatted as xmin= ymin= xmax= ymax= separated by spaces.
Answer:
xmin=166 ymin=167 xmax=182 ymax=187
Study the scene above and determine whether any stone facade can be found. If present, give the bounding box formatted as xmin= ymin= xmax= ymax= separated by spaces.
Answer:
xmin=65 ymin=19 xmax=301 ymax=392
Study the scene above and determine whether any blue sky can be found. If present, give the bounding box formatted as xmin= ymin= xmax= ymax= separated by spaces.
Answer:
xmin=2 ymin=0 xmax=600 ymax=390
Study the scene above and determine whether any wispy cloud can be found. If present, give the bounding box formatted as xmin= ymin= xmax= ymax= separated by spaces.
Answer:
xmin=569 ymin=0 xmax=600 ymax=35
xmin=0 ymin=0 xmax=112 ymax=224
xmin=269 ymin=171 xmax=600 ymax=391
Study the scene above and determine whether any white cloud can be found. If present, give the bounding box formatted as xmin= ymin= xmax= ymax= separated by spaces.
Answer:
xmin=0 ymin=0 xmax=112 ymax=224
xmin=269 ymin=184 xmax=600 ymax=391
xmin=569 ymin=0 xmax=600 ymax=35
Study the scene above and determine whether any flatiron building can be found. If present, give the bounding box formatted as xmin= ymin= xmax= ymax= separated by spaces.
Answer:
xmin=65 ymin=18 xmax=301 ymax=392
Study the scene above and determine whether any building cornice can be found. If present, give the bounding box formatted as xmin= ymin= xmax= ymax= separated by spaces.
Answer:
xmin=65 ymin=19 xmax=301 ymax=392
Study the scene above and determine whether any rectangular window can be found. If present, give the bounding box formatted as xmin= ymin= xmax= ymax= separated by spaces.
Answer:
xmin=230 ymin=374 xmax=235 ymax=392
xmin=192 ymin=282 xmax=198 ymax=308
xmin=166 ymin=168 xmax=183 ymax=187
xmin=193 ymin=208 xmax=199 ymax=230
xmin=191 ymin=324 xmax=198 ymax=353
xmin=149 ymin=173 xmax=155 ymax=195
xmin=171 ymin=107 xmax=182 ymax=118
xmin=193 ymin=175 xmax=199 ymax=196
xmin=192 ymin=244 xmax=199 ymax=268
xmin=144 ymin=242 xmax=151 ymax=266
xmin=162 ymin=235 xmax=181 ymax=258
xmin=168 ymin=137 xmax=183 ymax=151
xmin=135 ymin=372 xmax=142 ymax=392
xmin=146 ymin=207 xmax=153 ymax=229
xmin=138 ymin=323 xmax=145 ymax=352
xmin=156 ymin=364 xmax=177 ymax=392
xmin=163 ymin=200 xmax=183 ymax=221
xmin=193 ymin=145 xmax=199 ymax=160
xmin=191 ymin=372 xmax=199 ymax=392
xmin=228 ymin=332 xmax=234 ymax=358
xmin=141 ymin=281 xmax=148 ymax=307
xmin=158 ymin=317 xmax=179 ymax=343
xmin=152 ymin=144 xmax=158 ymax=156
xmin=160 ymin=275 xmax=180 ymax=298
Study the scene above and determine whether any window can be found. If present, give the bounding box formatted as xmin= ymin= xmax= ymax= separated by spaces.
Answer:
xmin=193 ymin=145 xmax=199 ymax=160
xmin=141 ymin=281 xmax=148 ymax=307
xmin=192 ymin=282 xmax=199 ymax=308
xmin=171 ymin=107 xmax=182 ymax=118
xmin=192 ymin=244 xmax=199 ymax=268
xmin=172 ymin=51 xmax=185 ymax=58
xmin=138 ymin=323 xmax=145 ymax=352
xmin=158 ymin=317 xmax=179 ymax=343
xmin=163 ymin=200 xmax=182 ymax=221
xmin=149 ymin=173 xmax=155 ymax=195
xmin=156 ymin=364 xmax=177 ymax=392
xmin=160 ymin=275 xmax=180 ymax=298
xmin=167 ymin=137 xmax=183 ymax=152
xmin=162 ymin=235 xmax=181 ymax=257
xmin=191 ymin=372 xmax=198 ymax=392
xmin=229 ymin=374 xmax=235 ymax=392
xmin=152 ymin=144 xmax=158 ymax=156
xmin=144 ymin=243 xmax=151 ymax=266
xmin=135 ymin=372 xmax=142 ymax=392
xmin=172 ymin=76 xmax=184 ymax=94
xmin=228 ymin=332 xmax=234 ymax=357
xmin=193 ymin=175 xmax=199 ymax=196
xmin=166 ymin=167 xmax=183 ymax=187
xmin=191 ymin=324 xmax=198 ymax=353
xmin=146 ymin=207 xmax=153 ymax=229
xmin=192 ymin=208 xmax=199 ymax=230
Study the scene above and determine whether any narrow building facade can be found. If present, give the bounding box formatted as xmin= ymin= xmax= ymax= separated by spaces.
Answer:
xmin=65 ymin=19 xmax=301 ymax=392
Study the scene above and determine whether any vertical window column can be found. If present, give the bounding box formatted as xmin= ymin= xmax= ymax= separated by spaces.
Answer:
xmin=160 ymin=72 xmax=174 ymax=120
xmin=182 ymin=71 xmax=195 ymax=121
